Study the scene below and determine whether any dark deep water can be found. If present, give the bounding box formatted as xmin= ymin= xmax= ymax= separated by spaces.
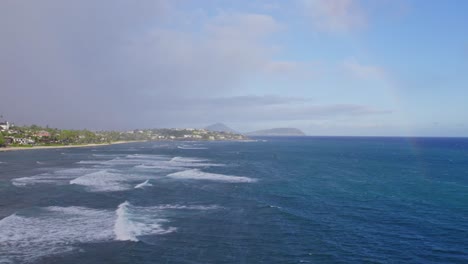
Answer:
xmin=0 ymin=137 xmax=467 ymax=263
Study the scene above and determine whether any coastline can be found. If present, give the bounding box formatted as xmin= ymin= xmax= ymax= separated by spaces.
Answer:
xmin=0 ymin=141 xmax=141 ymax=152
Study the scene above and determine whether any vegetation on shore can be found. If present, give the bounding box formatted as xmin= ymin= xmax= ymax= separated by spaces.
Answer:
xmin=0 ymin=124 xmax=248 ymax=148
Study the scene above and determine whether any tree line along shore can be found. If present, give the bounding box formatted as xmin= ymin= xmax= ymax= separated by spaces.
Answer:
xmin=0 ymin=122 xmax=248 ymax=150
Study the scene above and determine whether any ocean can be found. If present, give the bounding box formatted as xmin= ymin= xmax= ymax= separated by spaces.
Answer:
xmin=0 ymin=137 xmax=467 ymax=263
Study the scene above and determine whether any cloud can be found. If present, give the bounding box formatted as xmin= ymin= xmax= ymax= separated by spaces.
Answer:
xmin=0 ymin=1 xmax=293 ymax=129
xmin=264 ymin=61 xmax=300 ymax=73
xmin=208 ymin=12 xmax=283 ymax=37
xmin=153 ymin=95 xmax=391 ymax=128
xmin=199 ymin=95 xmax=313 ymax=107
xmin=342 ymin=59 xmax=386 ymax=79
xmin=0 ymin=1 xmax=387 ymax=132
xmin=302 ymin=0 xmax=366 ymax=32
xmin=122 ymin=12 xmax=287 ymax=96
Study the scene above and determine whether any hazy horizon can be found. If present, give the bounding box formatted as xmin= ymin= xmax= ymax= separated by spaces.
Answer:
xmin=1 ymin=0 xmax=467 ymax=137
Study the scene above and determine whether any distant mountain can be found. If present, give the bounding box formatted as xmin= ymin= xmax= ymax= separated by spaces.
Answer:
xmin=245 ymin=128 xmax=306 ymax=136
xmin=205 ymin=123 xmax=238 ymax=134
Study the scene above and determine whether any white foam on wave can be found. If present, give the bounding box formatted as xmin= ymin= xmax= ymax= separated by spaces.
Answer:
xmin=76 ymin=160 xmax=106 ymax=165
xmin=134 ymin=156 xmax=223 ymax=171
xmin=114 ymin=201 xmax=138 ymax=241
xmin=114 ymin=201 xmax=176 ymax=242
xmin=134 ymin=179 xmax=152 ymax=189
xmin=177 ymin=145 xmax=208 ymax=150
xmin=92 ymin=154 xmax=122 ymax=157
xmin=114 ymin=202 xmax=220 ymax=242
xmin=149 ymin=204 xmax=221 ymax=210
xmin=127 ymin=154 xmax=169 ymax=160
xmin=167 ymin=169 xmax=256 ymax=183
xmin=0 ymin=202 xmax=184 ymax=262
xmin=79 ymin=153 xmax=222 ymax=172
xmin=0 ymin=206 xmax=114 ymax=263
xmin=169 ymin=156 xmax=223 ymax=167
xmin=73 ymin=155 xmax=221 ymax=192
xmin=77 ymin=154 xmax=169 ymax=167
xmin=170 ymin=156 xmax=208 ymax=163
xmin=134 ymin=163 xmax=185 ymax=170
xmin=12 ymin=168 xmax=98 ymax=186
xmin=113 ymin=202 xmax=221 ymax=242
xmin=70 ymin=170 xmax=145 ymax=192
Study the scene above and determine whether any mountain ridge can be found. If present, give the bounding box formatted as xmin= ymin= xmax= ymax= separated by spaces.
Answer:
xmin=204 ymin=123 xmax=238 ymax=133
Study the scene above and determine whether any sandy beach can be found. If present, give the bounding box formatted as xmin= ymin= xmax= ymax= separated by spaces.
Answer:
xmin=0 ymin=141 xmax=140 ymax=152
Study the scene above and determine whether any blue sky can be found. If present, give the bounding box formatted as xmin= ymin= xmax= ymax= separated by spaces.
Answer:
xmin=0 ymin=0 xmax=467 ymax=136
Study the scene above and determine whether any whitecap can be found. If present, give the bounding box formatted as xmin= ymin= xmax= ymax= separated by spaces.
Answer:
xmin=167 ymin=169 xmax=256 ymax=183
xmin=177 ymin=146 xmax=208 ymax=150
xmin=170 ymin=156 xmax=208 ymax=163
xmin=134 ymin=179 xmax=152 ymax=189
xmin=77 ymin=154 xmax=169 ymax=167
xmin=126 ymin=154 xmax=169 ymax=160
xmin=134 ymin=156 xmax=223 ymax=171
xmin=113 ymin=202 xmax=220 ymax=242
xmin=76 ymin=160 xmax=106 ymax=165
xmin=0 ymin=203 xmax=178 ymax=262
xmin=114 ymin=201 xmax=175 ymax=242
xmin=92 ymin=154 xmax=122 ymax=157
xmin=12 ymin=168 xmax=99 ymax=186
xmin=0 ymin=206 xmax=114 ymax=263
xmin=149 ymin=204 xmax=221 ymax=210
xmin=169 ymin=157 xmax=223 ymax=167
xmin=70 ymin=170 xmax=144 ymax=192
xmin=134 ymin=164 xmax=185 ymax=171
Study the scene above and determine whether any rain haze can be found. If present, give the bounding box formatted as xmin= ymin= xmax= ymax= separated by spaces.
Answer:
xmin=1 ymin=0 xmax=467 ymax=136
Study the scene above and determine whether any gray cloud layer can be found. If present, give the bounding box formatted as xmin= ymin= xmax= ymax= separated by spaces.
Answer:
xmin=0 ymin=0 xmax=388 ymax=131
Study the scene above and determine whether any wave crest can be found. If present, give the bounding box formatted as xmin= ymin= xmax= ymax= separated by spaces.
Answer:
xmin=167 ymin=169 xmax=256 ymax=183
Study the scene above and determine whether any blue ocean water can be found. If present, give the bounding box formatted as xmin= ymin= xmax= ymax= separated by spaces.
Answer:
xmin=0 ymin=137 xmax=467 ymax=263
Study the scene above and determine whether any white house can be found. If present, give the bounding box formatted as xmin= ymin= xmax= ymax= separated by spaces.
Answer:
xmin=0 ymin=121 xmax=10 ymax=131
xmin=13 ymin=138 xmax=35 ymax=145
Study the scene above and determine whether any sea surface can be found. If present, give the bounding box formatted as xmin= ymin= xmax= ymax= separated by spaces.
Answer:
xmin=0 ymin=137 xmax=467 ymax=263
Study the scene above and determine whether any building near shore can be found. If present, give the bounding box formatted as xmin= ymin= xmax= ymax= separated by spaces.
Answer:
xmin=13 ymin=138 xmax=35 ymax=145
xmin=35 ymin=131 xmax=51 ymax=138
xmin=0 ymin=121 xmax=10 ymax=131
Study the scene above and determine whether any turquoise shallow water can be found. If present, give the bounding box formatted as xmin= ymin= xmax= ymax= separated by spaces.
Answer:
xmin=0 ymin=137 xmax=467 ymax=263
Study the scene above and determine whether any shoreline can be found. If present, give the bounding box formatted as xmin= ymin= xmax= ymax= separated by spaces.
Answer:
xmin=0 ymin=139 xmax=255 ymax=152
xmin=0 ymin=141 xmax=141 ymax=152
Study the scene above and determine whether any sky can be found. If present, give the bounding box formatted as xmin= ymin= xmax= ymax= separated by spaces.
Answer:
xmin=0 ymin=0 xmax=467 ymax=136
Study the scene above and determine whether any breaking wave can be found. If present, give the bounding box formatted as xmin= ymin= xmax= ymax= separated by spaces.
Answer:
xmin=148 ymin=204 xmax=221 ymax=210
xmin=12 ymin=168 xmax=98 ymax=186
xmin=170 ymin=156 xmax=208 ymax=163
xmin=114 ymin=201 xmax=175 ymax=242
xmin=114 ymin=201 xmax=138 ymax=241
xmin=0 ymin=201 xmax=217 ymax=262
xmin=70 ymin=170 xmax=145 ymax=192
xmin=134 ymin=179 xmax=152 ymax=189
xmin=77 ymin=154 xmax=169 ymax=167
xmin=134 ymin=156 xmax=223 ymax=170
xmin=167 ymin=169 xmax=256 ymax=183
xmin=177 ymin=145 xmax=208 ymax=150
xmin=0 ymin=206 xmax=114 ymax=263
